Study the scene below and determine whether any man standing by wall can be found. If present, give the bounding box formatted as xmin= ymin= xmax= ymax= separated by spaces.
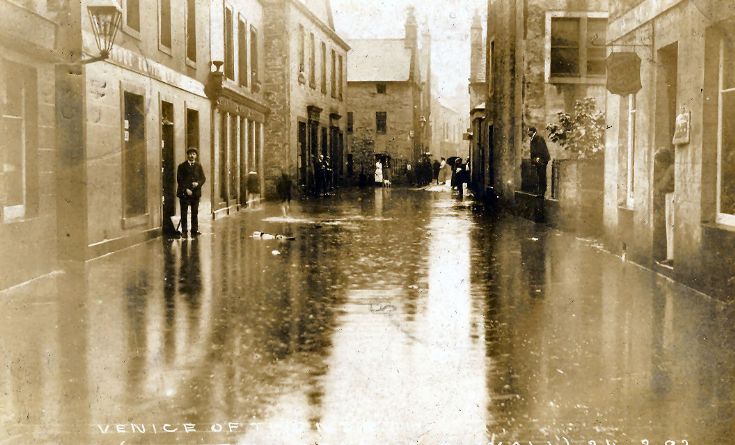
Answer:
xmin=528 ymin=127 xmax=550 ymax=196
xmin=177 ymin=148 xmax=206 ymax=237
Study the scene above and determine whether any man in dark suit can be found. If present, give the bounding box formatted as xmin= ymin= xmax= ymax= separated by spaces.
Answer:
xmin=177 ymin=147 xmax=206 ymax=237
xmin=528 ymin=126 xmax=551 ymax=196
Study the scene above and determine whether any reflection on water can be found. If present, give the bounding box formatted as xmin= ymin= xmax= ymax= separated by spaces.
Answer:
xmin=0 ymin=189 xmax=733 ymax=444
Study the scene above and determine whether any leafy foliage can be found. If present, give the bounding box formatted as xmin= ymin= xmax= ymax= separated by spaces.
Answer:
xmin=546 ymin=97 xmax=606 ymax=159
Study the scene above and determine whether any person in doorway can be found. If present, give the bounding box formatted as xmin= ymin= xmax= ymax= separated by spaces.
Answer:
xmin=455 ymin=158 xmax=467 ymax=199
xmin=374 ymin=158 xmax=384 ymax=186
xmin=276 ymin=171 xmax=293 ymax=217
xmin=177 ymin=147 xmax=206 ymax=237
xmin=528 ymin=126 xmax=551 ymax=196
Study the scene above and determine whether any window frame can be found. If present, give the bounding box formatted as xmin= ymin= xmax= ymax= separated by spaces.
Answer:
xmin=376 ymin=111 xmax=387 ymax=134
xmin=122 ymin=0 xmax=141 ymax=39
xmin=321 ymin=41 xmax=327 ymax=94
xmin=250 ymin=25 xmax=259 ymax=86
xmin=185 ymin=0 xmax=197 ymax=66
xmin=544 ymin=11 xmax=608 ymax=84
xmin=120 ymin=82 xmax=149 ymax=226
xmin=238 ymin=15 xmax=248 ymax=87
xmin=158 ymin=0 xmax=172 ymax=55
xmin=309 ymin=32 xmax=316 ymax=88
xmin=224 ymin=5 xmax=235 ymax=81
xmin=298 ymin=24 xmax=305 ymax=75
xmin=716 ymin=36 xmax=735 ymax=225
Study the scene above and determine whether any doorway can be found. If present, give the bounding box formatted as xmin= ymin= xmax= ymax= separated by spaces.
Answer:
xmin=653 ymin=43 xmax=677 ymax=265
xmin=161 ymin=101 xmax=176 ymax=234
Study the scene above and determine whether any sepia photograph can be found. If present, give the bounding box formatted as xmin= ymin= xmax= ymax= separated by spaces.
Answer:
xmin=0 ymin=0 xmax=734 ymax=443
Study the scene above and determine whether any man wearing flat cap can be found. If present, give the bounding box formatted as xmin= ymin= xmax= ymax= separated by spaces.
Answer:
xmin=177 ymin=147 xmax=206 ymax=237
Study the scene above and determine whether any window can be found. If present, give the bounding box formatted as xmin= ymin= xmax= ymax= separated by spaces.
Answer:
xmin=309 ymin=33 xmax=316 ymax=88
xmin=717 ymin=33 xmax=735 ymax=224
xmin=1 ymin=61 xmax=38 ymax=222
xmin=347 ymin=112 xmax=353 ymax=133
xmin=123 ymin=91 xmax=147 ymax=217
xmin=321 ymin=42 xmax=327 ymax=93
xmin=376 ymin=112 xmax=387 ymax=134
xmin=488 ymin=40 xmax=494 ymax=94
xmin=238 ymin=17 xmax=248 ymax=87
xmin=186 ymin=0 xmax=196 ymax=62
xmin=331 ymin=49 xmax=336 ymax=98
xmin=159 ymin=0 xmax=171 ymax=50
xmin=376 ymin=83 xmax=386 ymax=94
xmin=224 ymin=7 xmax=234 ymax=80
xmin=338 ymin=55 xmax=343 ymax=100
xmin=547 ymin=13 xmax=607 ymax=80
xmin=250 ymin=26 xmax=259 ymax=85
xmin=186 ymin=108 xmax=199 ymax=151
xmin=124 ymin=0 xmax=140 ymax=33
xmin=618 ymin=93 xmax=636 ymax=208
xmin=298 ymin=25 xmax=305 ymax=74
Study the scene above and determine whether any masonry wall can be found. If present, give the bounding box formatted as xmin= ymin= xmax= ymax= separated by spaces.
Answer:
xmin=347 ymin=82 xmax=416 ymax=168
xmin=262 ymin=0 xmax=348 ymax=198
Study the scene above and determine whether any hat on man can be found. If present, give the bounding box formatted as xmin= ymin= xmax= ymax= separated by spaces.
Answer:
xmin=186 ymin=147 xmax=198 ymax=155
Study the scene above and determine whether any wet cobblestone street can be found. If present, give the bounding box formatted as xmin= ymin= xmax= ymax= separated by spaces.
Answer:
xmin=1 ymin=188 xmax=733 ymax=444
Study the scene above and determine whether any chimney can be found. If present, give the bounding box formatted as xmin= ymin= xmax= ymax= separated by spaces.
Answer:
xmin=405 ymin=6 xmax=417 ymax=49
xmin=470 ymin=10 xmax=484 ymax=83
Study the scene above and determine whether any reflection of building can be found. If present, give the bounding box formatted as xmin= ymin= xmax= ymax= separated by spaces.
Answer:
xmin=431 ymin=98 xmax=467 ymax=160
xmin=476 ymin=0 xmax=608 ymax=201
xmin=209 ymin=0 xmax=269 ymax=215
xmin=345 ymin=7 xmax=430 ymax=180
xmin=603 ymin=0 xmax=735 ymax=300
xmin=261 ymin=0 xmax=349 ymax=197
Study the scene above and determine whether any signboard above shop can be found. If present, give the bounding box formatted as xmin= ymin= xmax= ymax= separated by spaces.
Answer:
xmin=606 ymin=52 xmax=642 ymax=96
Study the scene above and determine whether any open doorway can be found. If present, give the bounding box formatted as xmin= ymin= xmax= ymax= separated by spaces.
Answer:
xmin=653 ymin=43 xmax=677 ymax=266
xmin=160 ymin=101 xmax=176 ymax=235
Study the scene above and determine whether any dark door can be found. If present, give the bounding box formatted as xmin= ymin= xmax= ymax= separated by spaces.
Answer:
xmin=161 ymin=101 xmax=176 ymax=234
xmin=299 ymin=121 xmax=307 ymax=187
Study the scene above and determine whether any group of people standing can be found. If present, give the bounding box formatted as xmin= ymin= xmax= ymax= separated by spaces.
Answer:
xmin=313 ymin=154 xmax=335 ymax=196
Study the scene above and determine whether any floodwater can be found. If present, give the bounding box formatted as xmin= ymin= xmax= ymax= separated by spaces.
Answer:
xmin=1 ymin=188 xmax=733 ymax=445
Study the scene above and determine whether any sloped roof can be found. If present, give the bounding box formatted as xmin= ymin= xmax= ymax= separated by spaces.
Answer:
xmin=347 ymin=39 xmax=412 ymax=82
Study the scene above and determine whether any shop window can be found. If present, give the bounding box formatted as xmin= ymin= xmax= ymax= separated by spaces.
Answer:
xmin=547 ymin=13 xmax=607 ymax=81
xmin=717 ymin=33 xmax=735 ymax=225
xmin=376 ymin=112 xmax=387 ymax=134
xmin=1 ymin=60 xmax=38 ymax=222
xmin=123 ymin=91 xmax=147 ymax=217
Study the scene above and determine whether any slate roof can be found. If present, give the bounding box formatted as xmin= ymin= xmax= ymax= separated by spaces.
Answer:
xmin=347 ymin=39 xmax=413 ymax=82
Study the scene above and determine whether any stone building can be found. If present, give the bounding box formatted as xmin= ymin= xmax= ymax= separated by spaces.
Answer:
xmin=479 ymin=0 xmax=608 ymax=202
xmin=261 ymin=0 xmax=349 ymax=197
xmin=56 ymin=0 xmax=213 ymax=261
xmin=0 ymin=1 xmax=62 ymax=289
xmin=468 ymin=10 xmax=488 ymax=191
xmin=345 ymin=7 xmax=431 ymax=183
xmin=209 ymin=0 xmax=269 ymax=216
xmin=431 ymin=98 xmax=468 ymax=161
xmin=603 ymin=0 xmax=735 ymax=300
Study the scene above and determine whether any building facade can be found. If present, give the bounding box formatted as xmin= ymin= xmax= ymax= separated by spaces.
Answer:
xmin=209 ymin=0 xmax=269 ymax=216
xmin=479 ymin=0 xmax=608 ymax=202
xmin=603 ymin=0 xmax=735 ymax=300
xmin=345 ymin=7 xmax=430 ymax=183
xmin=261 ymin=0 xmax=349 ymax=197
xmin=431 ymin=98 xmax=467 ymax=161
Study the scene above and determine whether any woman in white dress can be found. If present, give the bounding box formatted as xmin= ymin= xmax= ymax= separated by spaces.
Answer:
xmin=374 ymin=159 xmax=383 ymax=186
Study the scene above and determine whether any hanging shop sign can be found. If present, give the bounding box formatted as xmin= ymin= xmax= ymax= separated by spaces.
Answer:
xmin=606 ymin=52 xmax=642 ymax=95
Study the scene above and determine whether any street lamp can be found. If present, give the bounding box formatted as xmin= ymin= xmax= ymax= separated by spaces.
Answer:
xmin=83 ymin=0 xmax=122 ymax=64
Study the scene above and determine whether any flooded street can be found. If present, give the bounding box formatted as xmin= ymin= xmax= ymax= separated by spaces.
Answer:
xmin=1 ymin=189 xmax=733 ymax=444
